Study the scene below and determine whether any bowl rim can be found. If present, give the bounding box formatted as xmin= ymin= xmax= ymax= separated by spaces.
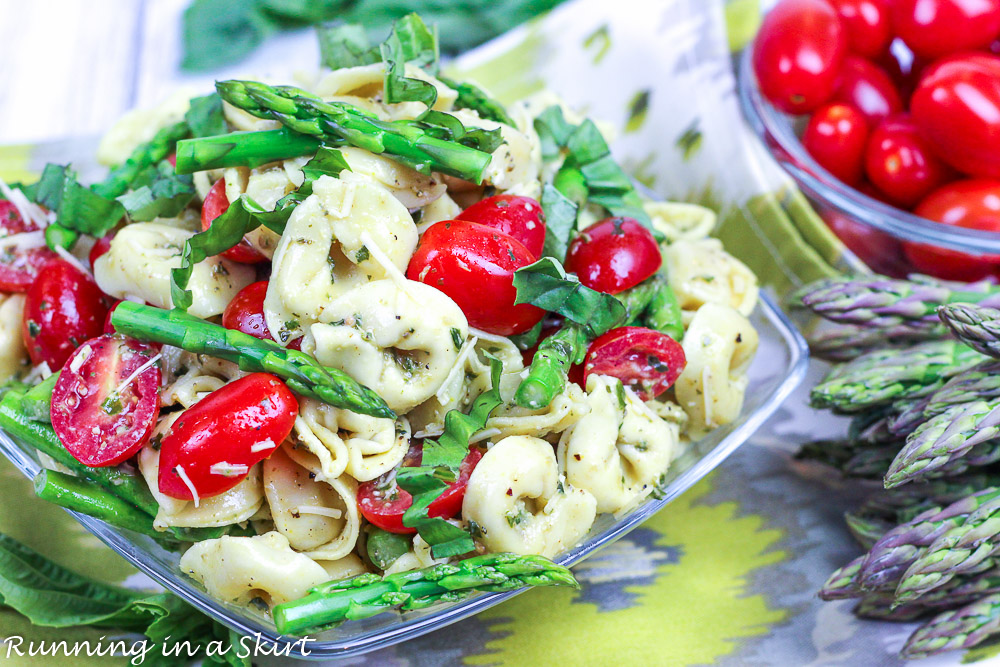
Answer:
xmin=737 ymin=47 xmax=1000 ymax=256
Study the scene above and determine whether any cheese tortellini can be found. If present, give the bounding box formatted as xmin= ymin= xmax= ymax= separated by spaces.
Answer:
xmin=0 ymin=294 xmax=27 ymax=382
xmin=645 ymin=201 xmax=716 ymax=242
xmin=662 ymin=238 xmax=759 ymax=317
xmin=94 ymin=222 xmax=255 ymax=318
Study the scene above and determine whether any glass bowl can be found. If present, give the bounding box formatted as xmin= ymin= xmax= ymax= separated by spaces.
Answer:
xmin=737 ymin=48 xmax=1000 ymax=280
xmin=0 ymin=292 xmax=807 ymax=660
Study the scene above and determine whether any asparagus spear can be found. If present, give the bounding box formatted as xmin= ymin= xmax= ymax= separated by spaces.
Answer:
xmin=110 ymin=302 xmax=394 ymax=419
xmin=174 ymin=128 xmax=322 ymax=174
xmin=939 ymin=303 xmax=1000 ymax=359
xmin=901 ymin=592 xmax=1000 ymax=659
xmin=845 ymin=511 xmax=893 ymax=550
xmin=271 ymin=552 xmax=579 ymax=635
xmin=514 ymin=324 xmax=589 ymax=409
xmin=21 ymin=372 xmax=58 ymax=422
xmin=849 ymin=409 xmax=898 ymax=445
xmin=807 ymin=323 xmax=936 ymax=362
xmin=854 ymin=593 xmax=933 ymax=621
xmin=819 ymin=555 xmax=866 ymax=600
xmin=643 ymin=277 xmax=685 ymax=340
xmin=213 ymin=80 xmax=495 ymax=183
xmin=924 ymin=360 xmax=1000 ymax=423
xmin=91 ymin=121 xmax=190 ymax=199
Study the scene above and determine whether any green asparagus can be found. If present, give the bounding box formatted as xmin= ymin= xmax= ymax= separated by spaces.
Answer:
xmin=924 ymin=360 xmax=1000 ymax=423
xmin=845 ymin=511 xmax=893 ymax=550
xmin=272 ymin=552 xmax=579 ymax=635
xmin=819 ymin=555 xmax=866 ymax=600
xmin=514 ymin=324 xmax=589 ymax=409
xmin=807 ymin=323 xmax=935 ymax=362
xmin=21 ymin=371 xmax=58 ymax=422
xmin=854 ymin=593 xmax=933 ymax=621
xmin=901 ymin=592 xmax=1000 ymax=658
xmin=91 ymin=121 xmax=190 ymax=199
xmin=643 ymin=277 xmax=685 ymax=341
xmin=110 ymin=301 xmax=395 ymax=419
xmin=174 ymin=128 xmax=322 ymax=173
xmin=939 ymin=303 xmax=1000 ymax=359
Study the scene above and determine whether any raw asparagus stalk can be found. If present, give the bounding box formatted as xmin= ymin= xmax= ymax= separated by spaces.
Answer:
xmin=845 ymin=511 xmax=893 ymax=550
xmin=91 ymin=121 xmax=190 ymax=199
xmin=272 ymin=552 xmax=579 ymax=635
xmin=924 ymin=360 xmax=1000 ymax=423
xmin=21 ymin=371 xmax=58 ymax=422
xmin=844 ymin=446 xmax=900 ymax=479
xmin=619 ymin=278 xmax=659 ymax=323
xmin=110 ymin=302 xmax=395 ymax=419
xmin=807 ymin=323 xmax=936 ymax=362
xmin=849 ymin=409 xmax=897 ymax=445
xmin=643 ymin=277 xmax=685 ymax=340
xmin=854 ymin=593 xmax=933 ymax=621
xmin=939 ymin=303 xmax=1000 ymax=359
xmin=174 ymin=128 xmax=322 ymax=174
xmin=819 ymin=555 xmax=866 ymax=600
xmin=901 ymin=592 xmax=1000 ymax=659
xmin=213 ymin=80 xmax=494 ymax=182
xmin=514 ymin=324 xmax=589 ymax=409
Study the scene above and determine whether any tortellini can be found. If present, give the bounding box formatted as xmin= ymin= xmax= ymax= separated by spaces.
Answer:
xmin=662 ymin=238 xmax=759 ymax=317
xmin=180 ymin=532 xmax=330 ymax=608
xmin=221 ymin=162 xmax=301 ymax=259
xmin=305 ymin=279 xmax=468 ymax=414
xmin=645 ymin=201 xmax=716 ymax=242
xmin=264 ymin=173 xmax=418 ymax=343
xmin=339 ymin=148 xmax=446 ymax=210
xmin=674 ymin=303 xmax=760 ymax=438
xmin=94 ymin=222 xmax=255 ymax=318
xmin=462 ymin=436 xmax=597 ymax=558
xmin=451 ymin=109 xmax=542 ymax=198
xmin=159 ymin=351 xmax=243 ymax=409
xmin=557 ymin=375 xmax=679 ymax=514
xmin=486 ymin=376 xmax=590 ymax=442
xmin=0 ymin=294 xmax=28 ymax=382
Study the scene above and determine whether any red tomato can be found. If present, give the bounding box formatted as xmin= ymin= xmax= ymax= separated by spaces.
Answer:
xmin=583 ymin=327 xmax=686 ymax=401
xmin=202 ymin=179 xmax=266 ymax=264
xmin=0 ymin=200 xmax=57 ymax=292
xmin=864 ymin=114 xmax=955 ymax=207
xmin=22 ymin=259 xmax=110 ymax=370
xmin=803 ymin=103 xmax=871 ymax=185
xmin=911 ymin=53 xmax=1000 ymax=180
xmin=221 ymin=280 xmax=301 ymax=350
xmin=51 ymin=334 xmax=161 ymax=467
xmin=457 ymin=194 xmax=546 ymax=258
xmin=828 ymin=0 xmax=893 ymax=58
xmin=564 ymin=217 xmax=662 ymax=295
xmin=158 ymin=373 xmax=298 ymax=501
xmin=357 ymin=443 xmax=483 ymax=534
xmin=892 ymin=0 xmax=1000 ymax=60
xmin=904 ymin=179 xmax=1000 ymax=280
xmin=823 ymin=208 xmax=907 ymax=276
xmin=877 ymin=39 xmax=926 ymax=104
xmin=406 ymin=220 xmax=544 ymax=336
xmin=88 ymin=233 xmax=114 ymax=270
xmin=831 ymin=56 xmax=904 ymax=126
xmin=752 ymin=0 xmax=847 ymax=114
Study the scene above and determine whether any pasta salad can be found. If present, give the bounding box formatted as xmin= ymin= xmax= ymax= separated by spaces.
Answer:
xmin=0 ymin=14 xmax=760 ymax=634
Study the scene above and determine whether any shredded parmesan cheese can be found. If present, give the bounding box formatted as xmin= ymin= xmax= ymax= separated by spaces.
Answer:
xmin=295 ymin=505 xmax=343 ymax=520
xmin=68 ymin=344 xmax=93 ymax=374
xmin=111 ymin=353 xmax=161 ymax=398
xmin=209 ymin=462 xmax=250 ymax=477
xmin=0 ymin=178 xmax=50 ymax=229
xmin=468 ymin=327 xmax=512 ymax=345
xmin=174 ymin=464 xmax=201 ymax=508
xmin=53 ymin=245 xmax=94 ymax=280
xmin=24 ymin=362 xmax=52 ymax=383
xmin=469 ymin=427 xmax=501 ymax=444
xmin=359 ymin=231 xmax=408 ymax=287
xmin=0 ymin=230 xmax=47 ymax=250
xmin=250 ymin=438 xmax=276 ymax=453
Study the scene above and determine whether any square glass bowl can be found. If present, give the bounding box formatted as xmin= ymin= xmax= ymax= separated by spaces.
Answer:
xmin=0 ymin=291 xmax=807 ymax=660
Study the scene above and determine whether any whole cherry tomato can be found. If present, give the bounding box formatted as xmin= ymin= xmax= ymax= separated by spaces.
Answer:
xmin=51 ymin=334 xmax=161 ymax=467
xmin=864 ymin=114 xmax=955 ymax=207
xmin=202 ymin=179 xmax=267 ymax=264
xmin=357 ymin=443 xmax=483 ymax=534
xmin=22 ymin=258 xmax=110 ymax=369
xmin=406 ymin=220 xmax=544 ymax=336
xmin=831 ymin=56 xmax=904 ymax=126
xmin=583 ymin=326 xmax=686 ymax=401
xmin=911 ymin=53 xmax=1000 ymax=180
xmin=877 ymin=39 xmax=926 ymax=104
xmin=0 ymin=200 xmax=57 ymax=292
xmin=752 ymin=0 xmax=847 ymax=114
xmin=88 ymin=233 xmax=114 ymax=270
xmin=803 ymin=103 xmax=871 ymax=185
xmin=158 ymin=373 xmax=298 ymax=501
xmin=892 ymin=0 xmax=1000 ymax=60
xmin=564 ymin=217 xmax=662 ymax=295
xmin=456 ymin=194 xmax=546 ymax=258
xmin=904 ymin=179 xmax=1000 ymax=280
xmin=827 ymin=0 xmax=893 ymax=58
xmin=222 ymin=280 xmax=301 ymax=350
xmin=823 ymin=207 xmax=907 ymax=276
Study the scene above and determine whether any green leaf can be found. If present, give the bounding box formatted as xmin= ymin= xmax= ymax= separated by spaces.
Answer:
xmin=539 ymin=183 xmax=577 ymax=262
xmin=366 ymin=528 xmax=412 ymax=570
xmin=513 ymin=258 xmax=627 ymax=336
xmin=380 ymin=14 xmax=440 ymax=108
xmin=258 ymin=0 xmax=345 ymax=24
xmin=116 ymin=161 xmax=196 ymax=222
xmin=317 ymin=23 xmax=380 ymax=69
xmin=439 ymin=76 xmax=515 ymax=126
xmin=181 ymin=0 xmax=276 ymax=72
xmin=533 ymin=106 xmax=576 ymax=161
xmin=32 ymin=164 xmax=124 ymax=243
xmin=185 ymin=93 xmax=228 ymax=138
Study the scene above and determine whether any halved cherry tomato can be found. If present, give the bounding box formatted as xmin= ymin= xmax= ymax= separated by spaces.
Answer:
xmin=158 ymin=373 xmax=298 ymax=501
xmin=803 ymin=103 xmax=870 ymax=185
xmin=827 ymin=0 xmax=893 ymax=59
xmin=51 ymin=334 xmax=161 ymax=467
xmin=564 ymin=217 xmax=662 ymax=295
xmin=357 ymin=443 xmax=483 ymax=534
xmin=456 ymin=194 xmax=546 ymax=258
xmin=23 ymin=258 xmax=110 ymax=369
xmin=892 ymin=0 xmax=1000 ymax=60
xmin=0 ymin=200 xmax=57 ymax=292
xmin=911 ymin=53 xmax=1000 ymax=180
xmin=583 ymin=326 xmax=686 ymax=401
xmin=222 ymin=280 xmax=301 ymax=350
xmin=202 ymin=179 xmax=267 ymax=264
xmin=904 ymin=179 xmax=1000 ymax=281
xmin=831 ymin=56 xmax=903 ymax=126
xmin=406 ymin=220 xmax=544 ymax=336
xmin=864 ymin=114 xmax=954 ymax=208
xmin=88 ymin=233 xmax=114 ymax=270
xmin=752 ymin=0 xmax=847 ymax=114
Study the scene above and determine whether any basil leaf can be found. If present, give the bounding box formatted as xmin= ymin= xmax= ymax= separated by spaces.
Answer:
xmin=116 ymin=162 xmax=196 ymax=222
xmin=185 ymin=93 xmax=228 ymax=138
xmin=440 ymin=76 xmax=514 ymax=126
xmin=540 ymin=183 xmax=577 ymax=263
xmin=32 ymin=164 xmax=124 ymax=239
xmin=513 ymin=258 xmax=627 ymax=336
xmin=366 ymin=528 xmax=411 ymax=570
xmin=317 ymin=23 xmax=379 ymax=69
xmin=381 ymin=14 xmax=439 ymax=107
xmin=181 ymin=0 xmax=276 ymax=72
xmin=533 ymin=105 xmax=576 ymax=160
xmin=258 ymin=0 xmax=344 ymax=24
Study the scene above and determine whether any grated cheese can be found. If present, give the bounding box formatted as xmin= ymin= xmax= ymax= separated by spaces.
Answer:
xmin=68 ymin=344 xmax=93 ymax=374
xmin=174 ymin=464 xmax=201 ymax=508
xmin=359 ymin=231 xmax=408 ymax=287
xmin=0 ymin=230 xmax=47 ymax=250
xmin=468 ymin=327 xmax=511 ymax=345
xmin=250 ymin=438 xmax=276 ymax=453
xmin=111 ymin=353 xmax=161 ymax=398
xmin=469 ymin=427 xmax=501 ymax=444
xmin=209 ymin=462 xmax=250 ymax=477
xmin=295 ymin=505 xmax=343 ymax=520
xmin=53 ymin=245 xmax=94 ymax=280
xmin=0 ymin=177 xmax=50 ymax=229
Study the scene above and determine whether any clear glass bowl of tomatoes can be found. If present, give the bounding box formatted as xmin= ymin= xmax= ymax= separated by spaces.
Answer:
xmin=739 ymin=0 xmax=1000 ymax=281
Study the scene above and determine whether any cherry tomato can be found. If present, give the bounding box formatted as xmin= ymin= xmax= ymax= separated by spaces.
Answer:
xmin=583 ymin=327 xmax=686 ymax=401
xmin=892 ymin=0 xmax=1000 ymax=60
xmin=456 ymin=194 xmax=546 ymax=258
xmin=803 ymin=103 xmax=871 ymax=185
xmin=904 ymin=179 xmax=1000 ymax=280
xmin=202 ymin=179 xmax=266 ymax=264
xmin=827 ymin=0 xmax=893 ymax=58
xmin=22 ymin=258 xmax=110 ymax=370
xmin=51 ymin=334 xmax=161 ymax=467
xmin=357 ymin=443 xmax=483 ymax=534
xmin=158 ymin=373 xmax=298 ymax=501
xmin=564 ymin=217 xmax=662 ymax=295
xmin=823 ymin=208 xmax=907 ymax=276
xmin=752 ymin=0 xmax=847 ymax=114
xmin=831 ymin=56 xmax=904 ymax=126
xmin=911 ymin=53 xmax=1000 ymax=180
xmin=0 ymin=200 xmax=57 ymax=292
xmin=221 ymin=280 xmax=301 ymax=350
xmin=877 ymin=39 xmax=926 ymax=104
xmin=88 ymin=233 xmax=114 ymax=270
xmin=406 ymin=220 xmax=544 ymax=336
xmin=864 ymin=114 xmax=955 ymax=207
